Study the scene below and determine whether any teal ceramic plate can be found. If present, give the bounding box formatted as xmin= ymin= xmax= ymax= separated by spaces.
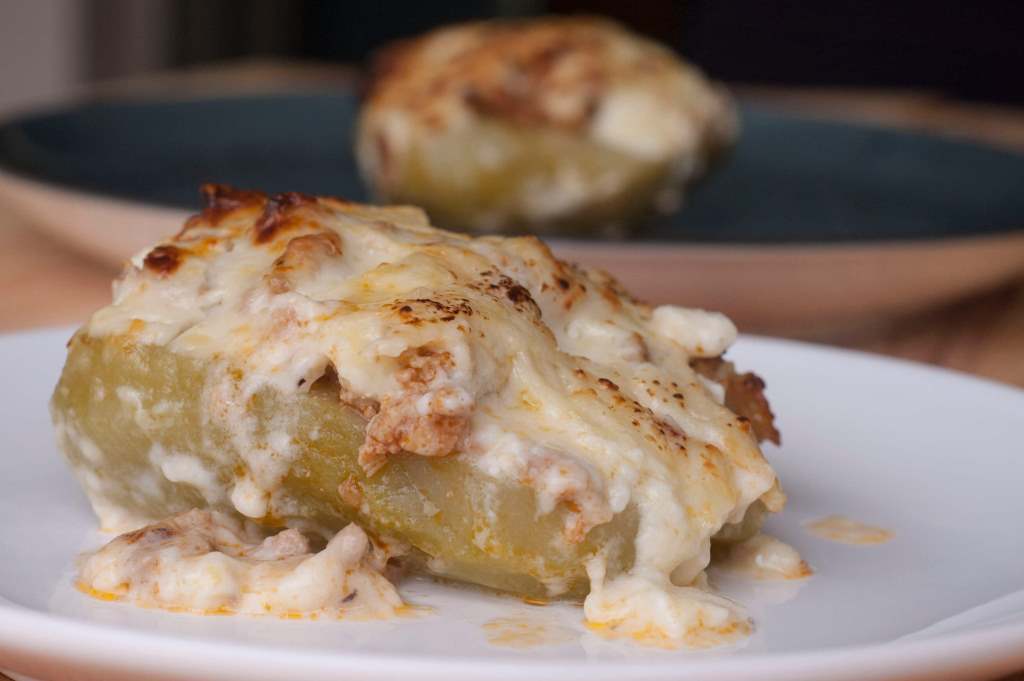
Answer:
xmin=0 ymin=92 xmax=1021 ymax=333
xmin=0 ymin=92 xmax=1022 ymax=244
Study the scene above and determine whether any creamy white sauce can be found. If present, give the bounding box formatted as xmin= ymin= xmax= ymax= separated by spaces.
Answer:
xmin=78 ymin=509 xmax=403 ymax=618
xmin=712 ymin=534 xmax=812 ymax=581
xmin=76 ymin=195 xmax=785 ymax=645
xmin=584 ymin=557 xmax=749 ymax=648
xmin=649 ymin=306 xmax=736 ymax=357
xmin=149 ymin=445 xmax=225 ymax=505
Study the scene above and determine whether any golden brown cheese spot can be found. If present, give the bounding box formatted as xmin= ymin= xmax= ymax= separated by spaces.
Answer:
xmin=549 ymin=267 xmax=589 ymax=312
xmin=367 ymin=16 xmax=657 ymax=132
xmin=253 ymin=192 xmax=319 ymax=245
xmin=655 ymin=418 xmax=687 ymax=444
xmin=391 ymin=297 xmax=475 ymax=327
xmin=506 ymin=284 xmax=533 ymax=306
xmin=142 ymin=244 xmax=184 ymax=277
xmin=460 ymin=38 xmax=602 ymax=131
xmin=479 ymin=272 xmax=543 ymax=320
xmin=578 ymin=367 xmax=691 ymax=460
xmin=180 ymin=183 xmax=267 ymax=235
xmin=200 ymin=183 xmax=266 ymax=221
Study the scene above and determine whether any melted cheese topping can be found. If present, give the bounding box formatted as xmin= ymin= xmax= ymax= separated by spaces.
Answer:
xmin=82 ymin=187 xmax=783 ymax=645
xmin=78 ymin=509 xmax=402 ymax=617
xmin=712 ymin=534 xmax=813 ymax=581
xmin=358 ymin=16 xmax=737 ymax=167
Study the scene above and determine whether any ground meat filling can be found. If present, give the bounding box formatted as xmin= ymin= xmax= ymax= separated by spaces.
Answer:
xmin=76 ymin=509 xmax=404 ymax=618
xmin=690 ymin=357 xmax=781 ymax=445
xmin=358 ymin=347 xmax=472 ymax=475
xmin=359 ymin=389 xmax=471 ymax=475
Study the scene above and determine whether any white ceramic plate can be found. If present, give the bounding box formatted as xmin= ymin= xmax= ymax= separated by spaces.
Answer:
xmin=1 ymin=327 xmax=1022 ymax=681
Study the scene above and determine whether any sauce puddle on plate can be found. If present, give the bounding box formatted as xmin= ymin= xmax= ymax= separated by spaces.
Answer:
xmin=805 ymin=515 xmax=893 ymax=545
xmin=482 ymin=615 xmax=577 ymax=649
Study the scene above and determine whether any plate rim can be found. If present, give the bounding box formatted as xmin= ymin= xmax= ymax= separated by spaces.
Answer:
xmin=1 ymin=596 xmax=1024 ymax=681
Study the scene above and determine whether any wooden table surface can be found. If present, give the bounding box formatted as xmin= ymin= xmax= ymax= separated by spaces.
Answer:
xmin=0 ymin=62 xmax=1021 ymax=681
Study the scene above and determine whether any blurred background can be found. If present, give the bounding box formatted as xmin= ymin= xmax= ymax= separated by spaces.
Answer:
xmin=4 ymin=0 xmax=1024 ymax=115
xmin=0 ymin=0 xmax=1022 ymax=387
